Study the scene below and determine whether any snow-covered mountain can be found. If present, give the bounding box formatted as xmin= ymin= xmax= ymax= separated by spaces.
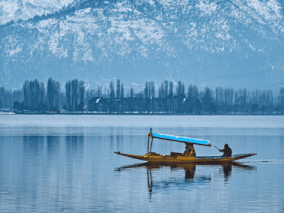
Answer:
xmin=0 ymin=0 xmax=76 ymax=25
xmin=1 ymin=0 xmax=284 ymax=89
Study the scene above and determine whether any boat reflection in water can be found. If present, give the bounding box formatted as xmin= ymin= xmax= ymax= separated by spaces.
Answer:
xmin=115 ymin=162 xmax=256 ymax=196
xmin=222 ymin=164 xmax=232 ymax=182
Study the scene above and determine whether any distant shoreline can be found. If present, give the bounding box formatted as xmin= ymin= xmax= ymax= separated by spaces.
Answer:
xmin=10 ymin=112 xmax=284 ymax=116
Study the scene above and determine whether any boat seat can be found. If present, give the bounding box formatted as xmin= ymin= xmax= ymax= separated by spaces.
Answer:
xmin=170 ymin=152 xmax=183 ymax=156
xmin=149 ymin=152 xmax=160 ymax=156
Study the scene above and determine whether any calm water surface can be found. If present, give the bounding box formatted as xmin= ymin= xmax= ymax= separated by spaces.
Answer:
xmin=0 ymin=115 xmax=284 ymax=212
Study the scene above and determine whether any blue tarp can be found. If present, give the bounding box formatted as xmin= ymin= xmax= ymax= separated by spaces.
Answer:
xmin=151 ymin=132 xmax=211 ymax=146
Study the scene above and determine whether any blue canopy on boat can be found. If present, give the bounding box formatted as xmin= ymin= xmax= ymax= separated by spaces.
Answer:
xmin=151 ymin=132 xmax=211 ymax=147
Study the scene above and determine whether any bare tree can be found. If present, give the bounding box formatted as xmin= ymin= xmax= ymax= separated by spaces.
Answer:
xmin=149 ymin=81 xmax=155 ymax=112
xmin=23 ymin=81 xmax=29 ymax=109
xmin=65 ymin=81 xmax=71 ymax=111
xmin=109 ymin=81 xmax=115 ymax=113
xmin=78 ymin=81 xmax=85 ymax=111
xmin=169 ymin=81 xmax=174 ymax=113
xmin=144 ymin=81 xmax=150 ymax=113
xmin=47 ymin=77 xmax=61 ymax=111
xmin=202 ymin=87 xmax=215 ymax=114
xmin=71 ymin=79 xmax=78 ymax=111
xmin=130 ymin=87 xmax=134 ymax=113
xmin=176 ymin=81 xmax=185 ymax=113
xmin=280 ymin=87 xmax=284 ymax=114
xmin=121 ymin=83 xmax=124 ymax=113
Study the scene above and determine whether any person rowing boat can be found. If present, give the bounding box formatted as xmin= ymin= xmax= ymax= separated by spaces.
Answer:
xmin=215 ymin=144 xmax=232 ymax=157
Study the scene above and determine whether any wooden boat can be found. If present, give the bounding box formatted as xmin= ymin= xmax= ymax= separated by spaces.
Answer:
xmin=114 ymin=128 xmax=257 ymax=164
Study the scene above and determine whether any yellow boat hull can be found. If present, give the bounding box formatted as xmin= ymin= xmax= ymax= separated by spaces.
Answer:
xmin=114 ymin=152 xmax=257 ymax=164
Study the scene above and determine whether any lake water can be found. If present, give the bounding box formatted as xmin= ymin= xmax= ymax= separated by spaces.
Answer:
xmin=0 ymin=115 xmax=284 ymax=212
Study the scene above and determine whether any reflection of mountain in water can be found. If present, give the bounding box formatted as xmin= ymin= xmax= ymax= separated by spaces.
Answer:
xmin=115 ymin=162 xmax=256 ymax=196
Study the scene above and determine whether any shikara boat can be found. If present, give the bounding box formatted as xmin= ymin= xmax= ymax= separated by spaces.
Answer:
xmin=114 ymin=128 xmax=257 ymax=164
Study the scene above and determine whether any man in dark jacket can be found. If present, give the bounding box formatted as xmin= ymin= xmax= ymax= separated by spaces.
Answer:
xmin=219 ymin=144 xmax=232 ymax=157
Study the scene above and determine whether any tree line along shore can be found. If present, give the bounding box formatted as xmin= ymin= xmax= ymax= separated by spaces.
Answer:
xmin=0 ymin=78 xmax=284 ymax=115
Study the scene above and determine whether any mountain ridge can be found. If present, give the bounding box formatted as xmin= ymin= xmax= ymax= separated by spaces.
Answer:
xmin=1 ymin=0 xmax=284 ymax=89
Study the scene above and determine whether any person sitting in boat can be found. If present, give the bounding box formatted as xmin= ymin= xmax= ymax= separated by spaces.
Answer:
xmin=219 ymin=144 xmax=232 ymax=157
xmin=183 ymin=144 xmax=196 ymax=157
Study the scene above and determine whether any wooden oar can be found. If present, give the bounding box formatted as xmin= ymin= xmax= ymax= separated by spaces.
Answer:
xmin=214 ymin=146 xmax=221 ymax=151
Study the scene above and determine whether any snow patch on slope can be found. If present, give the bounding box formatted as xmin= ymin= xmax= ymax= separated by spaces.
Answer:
xmin=3 ymin=36 xmax=22 ymax=57
xmin=248 ymin=0 xmax=282 ymax=21
xmin=196 ymin=0 xmax=217 ymax=15
xmin=0 ymin=0 xmax=75 ymax=25
xmin=1 ymin=0 xmax=284 ymax=61
xmin=232 ymin=0 xmax=284 ymax=32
